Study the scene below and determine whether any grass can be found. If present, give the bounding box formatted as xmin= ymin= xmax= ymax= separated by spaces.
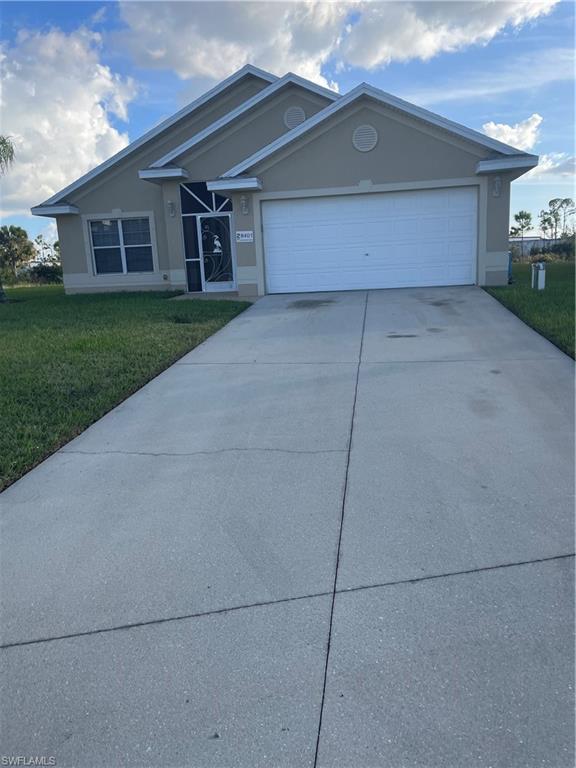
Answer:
xmin=485 ymin=261 xmax=575 ymax=359
xmin=0 ymin=286 xmax=250 ymax=491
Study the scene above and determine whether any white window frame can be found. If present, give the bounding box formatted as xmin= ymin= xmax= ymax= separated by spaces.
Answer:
xmin=82 ymin=211 xmax=159 ymax=277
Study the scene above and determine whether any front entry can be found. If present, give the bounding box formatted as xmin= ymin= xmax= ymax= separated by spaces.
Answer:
xmin=180 ymin=182 xmax=235 ymax=292
xmin=198 ymin=215 xmax=234 ymax=291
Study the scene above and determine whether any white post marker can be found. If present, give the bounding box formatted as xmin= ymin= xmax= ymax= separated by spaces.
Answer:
xmin=531 ymin=261 xmax=546 ymax=290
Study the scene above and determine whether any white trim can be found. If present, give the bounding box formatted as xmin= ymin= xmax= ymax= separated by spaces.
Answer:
xmin=81 ymin=210 xmax=159 ymax=277
xmin=138 ymin=167 xmax=189 ymax=181
xmin=207 ymin=177 xmax=262 ymax=192
xmin=181 ymin=207 xmax=237 ymax=292
xmin=150 ymin=73 xmax=338 ymax=168
xmin=31 ymin=204 xmax=79 ymax=217
xmin=254 ymin=176 xmax=481 ymax=202
xmin=196 ymin=212 xmax=237 ymax=292
xmin=63 ymin=273 xmax=169 ymax=289
xmin=476 ymin=155 xmax=539 ymax=173
xmin=222 ymin=83 xmax=525 ymax=178
xmin=63 ymin=268 xmax=185 ymax=292
xmin=37 ymin=65 xmax=277 ymax=207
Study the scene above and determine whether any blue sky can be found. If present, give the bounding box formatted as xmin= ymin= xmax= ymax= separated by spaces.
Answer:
xmin=1 ymin=0 xmax=574 ymax=240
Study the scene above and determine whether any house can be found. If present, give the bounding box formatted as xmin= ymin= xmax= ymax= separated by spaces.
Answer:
xmin=509 ymin=236 xmax=563 ymax=258
xmin=32 ymin=65 xmax=538 ymax=297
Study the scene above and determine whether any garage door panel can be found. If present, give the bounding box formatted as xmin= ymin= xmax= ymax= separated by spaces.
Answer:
xmin=263 ymin=188 xmax=477 ymax=293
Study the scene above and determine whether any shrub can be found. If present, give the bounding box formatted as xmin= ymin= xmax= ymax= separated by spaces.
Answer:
xmin=529 ymin=252 xmax=557 ymax=263
xmin=28 ymin=263 xmax=63 ymax=284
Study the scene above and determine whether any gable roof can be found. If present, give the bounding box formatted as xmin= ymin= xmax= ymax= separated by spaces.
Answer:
xmin=148 ymin=73 xmax=339 ymax=169
xmin=220 ymin=83 xmax=531 ymax=179
xmin=38 ymin=65 xmax=277 ymax=208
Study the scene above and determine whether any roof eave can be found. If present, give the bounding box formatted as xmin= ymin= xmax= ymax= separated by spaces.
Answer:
xmin=476 ymin=155 xmax=539 ymax=174
xmin=138 ymin=167 xmax=189 ymax=183
xmin=206 ymin=177 xmax=262 ymax=192
xmin=30 ymin=204 xmax=79 ymax=217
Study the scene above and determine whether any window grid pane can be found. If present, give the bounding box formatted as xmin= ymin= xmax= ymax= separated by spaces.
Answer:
xmin=90 ymin=220 xmax=120 ymax=247
xmin=125 ymin=245 xmax=153 ymax=272
xmin=94 ymin=247 xmax=123 ymax=274
xmin=121 ymin=218 xmax=151 ymax=246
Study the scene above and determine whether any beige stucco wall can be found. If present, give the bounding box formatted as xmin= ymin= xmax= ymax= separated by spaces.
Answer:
xmin=57 ymin=79 xmax=332 ymax=294
xmin=255 ymin=100 xmax=488 ymax=190
xmin=178 ymin=86 xmax=331 ymax=179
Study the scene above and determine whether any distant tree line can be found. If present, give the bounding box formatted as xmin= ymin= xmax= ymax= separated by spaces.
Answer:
xmin=0 ymin=135 xmax=62 ymax=300
xmin=510 ymin=198 xmax=575 ymax=263
xmin=0 ymin=226 xmax=62 ymax=285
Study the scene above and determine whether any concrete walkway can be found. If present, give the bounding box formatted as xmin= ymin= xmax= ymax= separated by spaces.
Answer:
xmin=1 ymin=286 xmax=574 ymax=767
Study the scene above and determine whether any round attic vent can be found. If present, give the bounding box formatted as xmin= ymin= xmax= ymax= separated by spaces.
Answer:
xmin=284 ymin=106 xmax=306 ymax=129
xmin=352 ymin=124 xmax=378 ymax=152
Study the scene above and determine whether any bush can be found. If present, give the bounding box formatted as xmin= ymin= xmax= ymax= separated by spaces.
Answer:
xmin=28 ymin=263 xmax=63 ymax=284
xmin=529 ymin=252 xmax=558 ymax=263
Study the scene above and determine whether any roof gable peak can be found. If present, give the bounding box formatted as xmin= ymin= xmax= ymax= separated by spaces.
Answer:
xmin=37 ymin=64 xmax=277 ymax=208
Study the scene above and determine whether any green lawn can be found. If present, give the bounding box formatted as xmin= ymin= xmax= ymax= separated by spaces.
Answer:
xmin=485 ymin=262 xmax=575 ymax=359
xmin=0 ymin=286 xmax=250 ymax=491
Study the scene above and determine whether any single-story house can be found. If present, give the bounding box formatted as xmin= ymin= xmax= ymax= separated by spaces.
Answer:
xmin=32 ymin=64 xmax=538 ymax=298
xmin=509 ymin=236 xmax=563 ymax=258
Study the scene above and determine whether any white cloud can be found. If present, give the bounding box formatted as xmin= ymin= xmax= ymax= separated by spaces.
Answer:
xmin=39 ymin=220 xmax=58 ymax=245
xmin=117 ymin=2 xmax=347 ymax=90
xmin=0 ymin=26 xmax=137 ymax=216
xmin=339 ymin=0 xmax=559 ymax=69
xmin=482 ymin=113 xmax=543 ymax=151
xmin=403 ymin=48 xmax=574 ymax=105
xmin=526 ymin=152 xmax=576 ymax=178
xmin=481 ymin=114 xmax=575 ymax=181
xmin=117 ymin=0 xmax=559 ymax=88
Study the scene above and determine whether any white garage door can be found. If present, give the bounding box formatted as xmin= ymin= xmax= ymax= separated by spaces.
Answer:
xmin=262 ymin=187 xmax=477 ymax=293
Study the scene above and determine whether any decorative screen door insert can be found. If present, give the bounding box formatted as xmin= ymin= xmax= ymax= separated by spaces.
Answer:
xmin=180 ymin=182 xmax=235 ymax=292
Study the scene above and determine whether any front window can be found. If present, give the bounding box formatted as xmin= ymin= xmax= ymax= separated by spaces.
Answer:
xmin=90 ymin=217 xmax=154 ymax=274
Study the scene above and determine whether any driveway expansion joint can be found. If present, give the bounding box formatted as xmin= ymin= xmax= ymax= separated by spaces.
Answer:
xmin=339 ymin=551 xmax=576 ymax=596
xmin=59 ymin=447 xmax=348 ymax=458
xmin=363 ymin=356 xmax=563 ymax=364
xmin=175 ymin=360 xmax=360 ymax=365
xmin=2 ymin=552 xmax=572 ymax=652
xmin=313 ymin=290 xmax=369 ymax=767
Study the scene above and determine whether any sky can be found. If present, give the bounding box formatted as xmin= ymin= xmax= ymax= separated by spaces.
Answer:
xmin=0 ymin=0 xmax=574 ymax=242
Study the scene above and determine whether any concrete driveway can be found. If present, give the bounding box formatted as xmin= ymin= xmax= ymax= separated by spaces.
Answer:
xmin=1 ymin=286 xmax=574 ymax=767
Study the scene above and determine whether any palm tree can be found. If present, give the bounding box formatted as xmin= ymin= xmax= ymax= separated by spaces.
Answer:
xmin=559 ymin=198 xmax=574 ymax=234
xmin=0 ymin=135 xmax=15 ymax=302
